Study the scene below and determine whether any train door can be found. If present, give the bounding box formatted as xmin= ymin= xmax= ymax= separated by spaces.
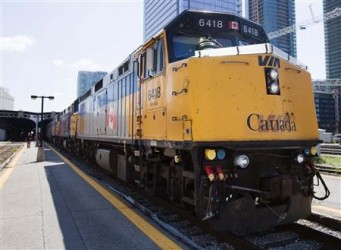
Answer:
xmin=85 ymin=99 xmax=91 ymax=136
xmin=120 ymin=74 xmax=132 ymax=139
xmin=95 ymin=89 xmax=107 ymax=135
xmin=118 ymin=78 xmax=124 ymax=138
xmin=88 ymin=96 xmax=96 ymax=137
xmin=139 ymin=38 xmax=167 ymax=140
xmin=134 ymin=57 xmax=143 ymax=140
xmin=106 ymin=83 xmax=118 ymax=137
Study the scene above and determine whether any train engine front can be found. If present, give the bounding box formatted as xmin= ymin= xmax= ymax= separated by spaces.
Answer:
xmin=62 ymin=10 xmax=328 ymax=235
xmin=154 ymin=11 xmax=325 ymax=234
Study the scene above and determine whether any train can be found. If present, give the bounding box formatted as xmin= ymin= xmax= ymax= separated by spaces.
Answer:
xmin=46 ymin=10 xmax=329 ymax=234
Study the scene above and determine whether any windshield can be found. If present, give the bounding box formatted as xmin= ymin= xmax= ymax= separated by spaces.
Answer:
xmin=172 ymin=34 xmax=257 ymax=60
xmin=173 ymin=36 xmax=231 ymax=59
xmin=165 ymin=11 xmax=269 ymax=63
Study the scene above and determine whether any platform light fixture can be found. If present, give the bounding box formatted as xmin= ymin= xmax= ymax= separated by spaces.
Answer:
xmin=31 ymin=95 xmax=55 ymax=162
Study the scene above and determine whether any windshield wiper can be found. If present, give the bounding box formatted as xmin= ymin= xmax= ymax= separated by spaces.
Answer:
xmin=206 ymin=34 xmax=223 ymax=48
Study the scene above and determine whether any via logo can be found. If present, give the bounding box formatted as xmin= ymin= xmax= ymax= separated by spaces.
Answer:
xmin=258 ymin=55 xmax=281 ymax=68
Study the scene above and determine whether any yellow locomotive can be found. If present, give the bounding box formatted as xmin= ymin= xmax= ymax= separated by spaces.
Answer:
xmin=47 ymin=11 xmax=328 ymax=234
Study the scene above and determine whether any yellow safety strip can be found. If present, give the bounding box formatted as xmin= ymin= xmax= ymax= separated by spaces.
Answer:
xmin=48 ymin=145 xmax=182 ymax=250
xmin=312 ymin=204 xmax=341 ymax=215
xmin=0 ymin=146 xmax=24 ymax=189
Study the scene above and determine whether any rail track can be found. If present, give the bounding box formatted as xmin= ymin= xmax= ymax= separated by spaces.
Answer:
xmin=243 ymin=216 xmax=341 ymax=249
xmin=320 ymin=144 xmax=341 ymax=155
xmin=0 ymin=143 xmax=22 ymax=169
xmin=316 ymin=144 xmax=340 ymax=175
xmin=50 ymin=144 xmax=341 ymax=249
xmin=316 ymin=164 xmax=341 ymax=175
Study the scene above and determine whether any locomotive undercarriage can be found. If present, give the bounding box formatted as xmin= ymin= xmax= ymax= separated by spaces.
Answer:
xmin=57 ymin=138 xmax=324 ymax=234
xmin=192 ymin=146 xmax=316 ymax=234
xmin=129 ymin=144 xmax=317 ymax=234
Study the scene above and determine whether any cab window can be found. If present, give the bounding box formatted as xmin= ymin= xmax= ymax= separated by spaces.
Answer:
xmin=143 ymin=40 xmax=164 ymax=79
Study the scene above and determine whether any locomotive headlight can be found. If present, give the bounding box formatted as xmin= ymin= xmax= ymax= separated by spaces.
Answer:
xmin=205 ymin=149 xmax=216 ymax=160
xmin=234 ymin=155 xmax=250 ymax=169
xmin=269 ymin=82 xmax=280 ymax=94
xmin=269 ymin=68 xmax=279 ymax=81
xmin=265 ymin=68 xmax=280 ymax=95
xmin=296 ymin=154 xmax=305 ymax=164
xmin=217 ymin=149 xmax=226 ymax=160
xmin=174 ymin=155 xmax=182 ymax=163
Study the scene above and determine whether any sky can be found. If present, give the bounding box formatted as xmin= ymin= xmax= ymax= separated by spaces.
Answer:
xmin=0 ymin=0 xmax=328 ymax=112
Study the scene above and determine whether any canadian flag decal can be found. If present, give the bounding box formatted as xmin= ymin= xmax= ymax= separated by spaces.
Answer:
xmin=228 ymin=21 xmax=239 ymax=30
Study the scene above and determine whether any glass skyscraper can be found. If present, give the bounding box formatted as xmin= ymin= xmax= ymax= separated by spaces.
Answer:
xmin=324 ymin=0 xmax=341 ymax=79
xmin=313 ymin=91 xmax=340 ymax=133
xmin=144 ymin=0 xmax=242 ymax=41
xmin=313 ymin=81 xmax=341 ymax=133
xmin=320 ymin=0 xmax=341 ymax=133
xmin=77 ymin=71 xmax=107 ymax=98
xmin=247 ymin=0 xmax=296 ymax=57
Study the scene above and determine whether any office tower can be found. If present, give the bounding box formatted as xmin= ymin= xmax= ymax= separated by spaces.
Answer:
xmin=314 ymin=80 xmax=341 ymax=133
xmin=314 ymin=92 xmax=337 ymax=132
xmin=247 ymin=0 xmax=296 ymax=57
xmin=319 ymin=0 xmax=341 ymax=133
xmin=77 ymin=71 xmax=107 ymax=97
xmin=324 ymin=0 xmax=341 ymax=79
xmin=144 ymin=0 xmax=242 ymax=41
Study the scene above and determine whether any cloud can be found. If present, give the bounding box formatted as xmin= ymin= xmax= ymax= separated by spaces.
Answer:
xmin=52 ymin=58 xmax=109 ymax=72
xmin=53 ymin=59 xmax=104 ymax=70
xmin=52 ymin=59 xmax=64 ymax=67
xmin=1 ymin=35 xmax=36 ymax=52
xmin=69 ymin=59 xmax=102 ymax=71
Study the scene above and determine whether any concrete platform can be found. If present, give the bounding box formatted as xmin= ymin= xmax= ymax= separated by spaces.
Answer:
xmin=0 ymin=143 xmax=182 ymax=249
xmin=312 ymin=174 xmax=341 ymax=220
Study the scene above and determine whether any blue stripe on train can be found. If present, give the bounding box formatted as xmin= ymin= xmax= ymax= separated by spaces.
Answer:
xmin=95 ymin=72 xmax=138 ymax=108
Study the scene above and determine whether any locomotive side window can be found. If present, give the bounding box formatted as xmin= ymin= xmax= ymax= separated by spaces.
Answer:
xmin=143 ymin=39 xmax=164 ymax=79
xmin=119 ymin=60 xmax=129 ymax=76
xmin=156 ymin=41 xmax=164 ymax=73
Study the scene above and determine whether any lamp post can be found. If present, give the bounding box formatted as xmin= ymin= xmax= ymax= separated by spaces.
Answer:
xmin=31 ymin=95 xmax=54 ymax=162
